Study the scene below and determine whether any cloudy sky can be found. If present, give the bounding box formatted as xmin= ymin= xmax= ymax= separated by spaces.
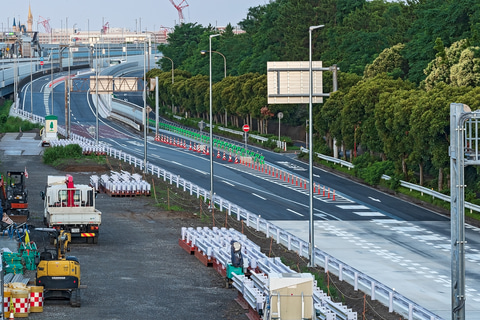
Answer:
xmin=1 ymin=0 xmax=269 ymax=33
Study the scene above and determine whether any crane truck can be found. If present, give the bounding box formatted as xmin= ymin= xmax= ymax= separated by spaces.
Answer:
xmin=41 ymin=175 xmax=101 ymax=244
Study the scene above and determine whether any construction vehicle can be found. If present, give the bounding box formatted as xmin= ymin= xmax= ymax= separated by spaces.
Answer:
xmin=41 ymin=175 xmax=101 ymax=243
xmin=35 ymin=229 xmax=82 ymax=307
xmin=0 ymin=171 xmax=29 ymax=223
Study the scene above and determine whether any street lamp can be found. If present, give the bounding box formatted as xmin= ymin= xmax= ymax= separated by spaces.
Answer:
xmin=308 ymin=24 xmax=324 ymax=268
xmin=209 ymin=34 xmax=221 ymax=209
xmin=201 ymin=49 xmax=227 ymax=125
xmin=154 ymin=54 xmax=174 ymax=137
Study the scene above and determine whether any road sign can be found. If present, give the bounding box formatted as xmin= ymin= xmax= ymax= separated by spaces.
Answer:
xmin=243 ymin=124 xmax=250 ymax=132
xmin=40 ymin=61 xmax=44 ymax=66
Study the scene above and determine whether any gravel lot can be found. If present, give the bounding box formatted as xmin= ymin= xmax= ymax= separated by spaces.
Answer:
xmin=0 ymin=152 xmax=248 ymax=320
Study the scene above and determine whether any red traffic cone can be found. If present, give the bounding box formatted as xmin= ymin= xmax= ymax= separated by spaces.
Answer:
xmin=228 ymin=153 xmax=233 ymax=162
xmin=222 ymin=152 xmax=227 ymax=161
xmin=217 ymin=150 xmax=221 ymax=159
xmin=234 ymin=155 xmax=239 ymax=164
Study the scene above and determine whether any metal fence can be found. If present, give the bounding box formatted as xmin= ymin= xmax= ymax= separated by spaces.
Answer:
xmin=13 ymin=108 xmax=443 ymax=320
xmin=300 ymin=147 xmax=480 ymax=215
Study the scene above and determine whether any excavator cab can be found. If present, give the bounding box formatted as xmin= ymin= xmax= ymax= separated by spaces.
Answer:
xmin=0 ymin=171 xmax=29 ymax=221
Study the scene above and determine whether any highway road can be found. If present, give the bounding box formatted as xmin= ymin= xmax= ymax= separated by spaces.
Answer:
xmin=17 ymin=66 xmax=480 ymax=319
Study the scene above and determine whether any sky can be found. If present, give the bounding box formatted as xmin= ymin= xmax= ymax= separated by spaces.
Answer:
xmin=1 ymin=0 xmax=269 ymax=33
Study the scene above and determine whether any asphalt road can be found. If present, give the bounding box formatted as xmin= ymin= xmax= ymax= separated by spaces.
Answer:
xmin=0 ymin=145 xmax=246 ymax=320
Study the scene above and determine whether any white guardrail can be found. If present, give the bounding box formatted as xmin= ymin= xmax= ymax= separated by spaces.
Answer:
xmin=300 ymin=147 xmax=480 ymax=214
xmin=13 ymin=108 xmax=443 ymax=320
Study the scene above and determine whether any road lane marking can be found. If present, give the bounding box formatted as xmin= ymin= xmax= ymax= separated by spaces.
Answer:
xmin=251 ymin=193 xmax=266 ymax=200
xmin=337 ymin=205 xmax=370 ymax=210
xmin=222 ymin=180 xmax=235 ymax=186
xmin=353 ymin=211 xmax=385 ymax=217
xmin=368 ymin=197 xmax=381 ymax=202
xmin=287 ymin=208 xmax=303 ymax=217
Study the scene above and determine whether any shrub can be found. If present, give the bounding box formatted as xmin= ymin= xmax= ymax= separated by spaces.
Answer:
xmin=43 ymin=144 xmax=83 ymax=164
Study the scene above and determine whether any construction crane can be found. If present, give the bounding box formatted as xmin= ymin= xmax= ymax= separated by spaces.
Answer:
xmin=38 ymin=16 xmax=51 ymax=33
xmin=169 ymin=0 xmax=189 ymax=25
xmin=101 ymin=22 xmax=109 ymax=34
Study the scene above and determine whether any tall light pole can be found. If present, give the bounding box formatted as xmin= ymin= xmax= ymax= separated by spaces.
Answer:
xmin=308 ymin=24 xmax=324 ymax=268
xmin=209 ymin=34 xmax=221 ymax=208
xmin=143 ymin=39 xmax=148 ymax=171
xmin=30 ymin=47 xmax=33 ymax=117
xmin=201 ymin=49 xmax=227 ymax=125
xmin=154 ymin=55 xmax=174 ymax=136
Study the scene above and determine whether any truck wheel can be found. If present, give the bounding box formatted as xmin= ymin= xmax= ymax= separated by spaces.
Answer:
xmin=86 ymin=237 xmax=93 ymax=244
xmin=93 ymin=235 xmax=98 ymax=244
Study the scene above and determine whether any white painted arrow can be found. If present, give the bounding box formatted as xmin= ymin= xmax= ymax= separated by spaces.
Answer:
xmin=368 ymin=197 xmax=381 ymax=202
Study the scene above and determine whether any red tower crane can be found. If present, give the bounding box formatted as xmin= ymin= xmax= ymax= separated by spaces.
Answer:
xmin=169 ymin=0 xmax=189 ymax=25
xmin=38 ymin=16 xmax=51 ymax=33
xmin=101 ymin=22 xmax=110 ymax=34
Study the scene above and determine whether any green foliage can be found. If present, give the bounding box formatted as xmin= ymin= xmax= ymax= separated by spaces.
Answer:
xmin=263 ymin=138 xmax=277 ymax=150
xmin=43 ymin=144 xmax=83 ymax=165
xmin=356 ymin=159 xmax=395 ymax=186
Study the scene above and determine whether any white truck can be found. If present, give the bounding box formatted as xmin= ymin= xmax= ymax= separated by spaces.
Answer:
xmin=41 ymin=175 xmax=101 ymax=243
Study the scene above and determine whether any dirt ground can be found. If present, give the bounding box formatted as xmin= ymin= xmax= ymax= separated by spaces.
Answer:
xmin=52 ymin=156 xmax=406 ymax=320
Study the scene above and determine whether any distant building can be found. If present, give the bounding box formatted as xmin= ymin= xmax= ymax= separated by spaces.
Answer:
xmin=37 ymin=29 xmax=169 ymax=45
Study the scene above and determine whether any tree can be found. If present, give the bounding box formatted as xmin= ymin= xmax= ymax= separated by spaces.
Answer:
xmin=364 ymin=43 xmax=408 ymax=79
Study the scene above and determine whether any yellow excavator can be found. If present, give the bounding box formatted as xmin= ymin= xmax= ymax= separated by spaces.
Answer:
xmin=35 ymin=229 xmax=81 ymax=307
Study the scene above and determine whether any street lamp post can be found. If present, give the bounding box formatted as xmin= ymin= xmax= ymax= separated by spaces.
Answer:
xmin=143 ymin=39 xmax=148 ymax=172
xmin=209 ymin=34 xmax=221 ymax=209
xmin=201 ymin=50 xmax=227 ymax=125
xmin=308 ymin=24 xmax=324 ymax=268
xmin=154 ymin=55 xmax=174 ymax=136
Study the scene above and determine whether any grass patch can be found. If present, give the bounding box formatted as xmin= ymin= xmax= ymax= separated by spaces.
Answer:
xmin=0 ymin=100 xmax=42 ymax=133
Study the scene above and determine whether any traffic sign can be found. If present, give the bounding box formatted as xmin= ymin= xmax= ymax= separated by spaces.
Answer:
xmin=243 ymin=124 xmax=250 ymax=132
xmin=40 ymin=61 xmax=44 ymax=66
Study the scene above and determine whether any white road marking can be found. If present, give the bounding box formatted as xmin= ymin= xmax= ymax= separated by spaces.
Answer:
xmin=287 ymin=208 xmax=303 ymax=217
xmin=337 ymin=205 xmax=370 ymax=210
xmin=252 ymin=193 xmax=266 ymax=200
xmin=353 ymin=211 xmax=385 ymax=217
xmin=222 ymin=180 xmax=235 ymax=186
xmin=368 ymin=197 xmax=381 ymax=202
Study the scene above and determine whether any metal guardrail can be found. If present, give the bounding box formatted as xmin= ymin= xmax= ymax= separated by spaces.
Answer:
xmin=300 ymin=147 xmax=480 ymax=214
xmin=14 ymin=108 xmax=444 ymax=320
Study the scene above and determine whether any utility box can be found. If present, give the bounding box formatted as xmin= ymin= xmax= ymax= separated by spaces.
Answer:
xmin=41 ymin=115 xmax=58 ymax=146
xmin=269 ymin=273 xmax=314 ymax=320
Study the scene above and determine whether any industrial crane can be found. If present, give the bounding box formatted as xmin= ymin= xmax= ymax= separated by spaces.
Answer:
xmin=101 ymin=22 xmax=110 ymax=34
xmin=169 ymin=0 xmax=189 ymax=25
xmin=38 ymin=16 xmax=51 ymax=34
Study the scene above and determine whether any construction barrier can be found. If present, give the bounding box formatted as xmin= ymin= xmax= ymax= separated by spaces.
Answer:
xmin=3 ymin=288 xmax=11 ymax=319
xmin=29 ymin=286 xmax=44 ymax=313
xmin=11 ymin=284 xmax=29 ymax=318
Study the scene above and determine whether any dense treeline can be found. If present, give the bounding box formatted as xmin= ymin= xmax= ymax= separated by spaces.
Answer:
xmin=147 ymin=0 xmax=480 ymax=195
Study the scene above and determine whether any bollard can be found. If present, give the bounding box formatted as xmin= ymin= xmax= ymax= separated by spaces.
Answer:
xmin=328 ymin=187 xmax=330 ymax=198
xmin=333 ymin=190 xmax=336 ymax=201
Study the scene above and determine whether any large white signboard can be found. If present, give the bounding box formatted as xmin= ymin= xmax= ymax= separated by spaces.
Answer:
xmin=267 ymin=61 xmax=323 ymax=104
